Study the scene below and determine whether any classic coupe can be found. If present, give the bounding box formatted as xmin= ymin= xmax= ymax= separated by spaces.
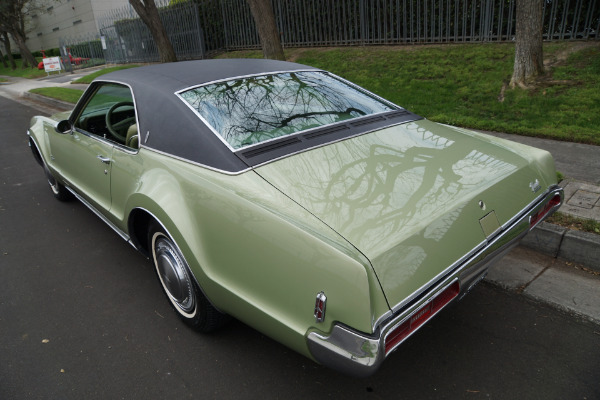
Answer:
xmin=27 ymin=59 xmax=563 ymax=376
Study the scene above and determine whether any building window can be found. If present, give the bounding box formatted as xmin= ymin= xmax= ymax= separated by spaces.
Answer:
xmin=52 ymin=27 xmax=59 ymax=32
xmin=73 ymin=20 xmax=82 ymax=25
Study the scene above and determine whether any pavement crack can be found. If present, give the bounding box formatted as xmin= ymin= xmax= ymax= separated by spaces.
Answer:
xmin=517 ymin=257 xmax=557 ymax=294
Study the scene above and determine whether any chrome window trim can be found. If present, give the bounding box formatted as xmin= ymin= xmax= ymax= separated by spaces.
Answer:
xmin=251 ymin=118 xmax=420 ymax=172
xmin=174 ymin=70 xmax=403 ymax=153
xmin=142 ymin=146 xmax=252 ymax=176
xmin=232 ymin=109 xmax=404 ymax=155
xmin=175 ymin=92 xmax=233 ymax=151
xmin=174 ymin=69 xmax=320 ymax=152
xmin=175 ymin=68 xmax=321 ymax=93
xmin=331 ymin=72 xmax=402 ymax=111
xmin=71 ymin=127 xmax=139 ymax=155
xmin=70 ymin=79 xmax=141 ymax=154
xmin=142 ymin=117 xmax=421 ymax=175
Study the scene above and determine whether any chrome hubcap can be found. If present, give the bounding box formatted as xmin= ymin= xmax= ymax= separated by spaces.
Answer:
xmin=154 ymin=236 xmax=195 ymax=315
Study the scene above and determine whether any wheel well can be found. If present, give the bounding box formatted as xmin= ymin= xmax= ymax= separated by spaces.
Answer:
xmin=29 ymin=137 xmax=44 ymax=167
xmin=128 ymin=208 xmax=154 ymax=258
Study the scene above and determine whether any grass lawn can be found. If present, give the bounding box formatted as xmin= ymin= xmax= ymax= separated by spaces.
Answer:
xmin=28 ymin=65 xmax=140 ymax=103
xmin=0 ymin=59 xmax=47 ymax=79
xmin=71 ymin=65 xmax=139 ymax=84
xmin=0 ymin=77 xmax=7 ymax=82
xmin=220 ymin=42 xmax=600 ymax=145
xmin=29 ymin=87 xmax=84 ymax=104
xmin=27 ymin=43 xmax=600 ymax=145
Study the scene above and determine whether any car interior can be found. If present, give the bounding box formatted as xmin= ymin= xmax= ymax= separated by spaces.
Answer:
xmin=74 ymin=82 xmax=139 ymax=150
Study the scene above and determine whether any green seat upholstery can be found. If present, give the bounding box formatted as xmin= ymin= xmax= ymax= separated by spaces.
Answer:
xmin=126 ymin=124 xmax=139 ymax=149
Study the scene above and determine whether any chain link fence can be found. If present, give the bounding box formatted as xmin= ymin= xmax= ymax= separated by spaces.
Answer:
xmin=60 ymin=0 xmax=599 ymax=66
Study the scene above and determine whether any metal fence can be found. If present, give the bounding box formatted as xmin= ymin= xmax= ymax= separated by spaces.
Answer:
xmin=222 ymin=0 xmax=600 ymax=49
xmin=95 ymin=0 xmax=211 ymax=64
xmin=61 ymin=0 xmax=599 ymax=65
xmin=58 ymin=32 xmax=106 ymax=72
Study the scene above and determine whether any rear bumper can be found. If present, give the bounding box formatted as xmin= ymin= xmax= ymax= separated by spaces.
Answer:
xmin=307 ymin=185 xmax=563 ymax=377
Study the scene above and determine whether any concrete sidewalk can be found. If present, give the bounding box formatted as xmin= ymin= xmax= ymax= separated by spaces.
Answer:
xmin=0 ymin=71 xmax=91 ymax=114
xmin=1 ymin=70 xmax=599 ymax=325
xmin=487 ymin=246 xmax=599 ymax=324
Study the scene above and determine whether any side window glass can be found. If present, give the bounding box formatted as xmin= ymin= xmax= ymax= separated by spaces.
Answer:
xmin=74 ymin=83 xmax=138 ymax=149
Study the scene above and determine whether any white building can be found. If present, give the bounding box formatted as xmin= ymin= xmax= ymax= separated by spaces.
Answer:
xmin=26 ymin=0 xmax=130 ymax=51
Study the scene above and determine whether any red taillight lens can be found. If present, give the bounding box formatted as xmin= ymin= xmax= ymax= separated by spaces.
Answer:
xmin=314 ymin=292 xmax=327 ymax=323
xmin=384 ymin=280 xmax=460 ymax=354
xmin=530 ymin=194 xmax=561 ymax=229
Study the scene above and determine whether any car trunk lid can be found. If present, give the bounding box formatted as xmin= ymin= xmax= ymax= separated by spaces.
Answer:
xmin=253 ymin=119 xmax=556 ymax=308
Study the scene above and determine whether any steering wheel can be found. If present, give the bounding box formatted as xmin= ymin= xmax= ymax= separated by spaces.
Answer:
xmin=105 ymin=101 xmax=135 ymax=142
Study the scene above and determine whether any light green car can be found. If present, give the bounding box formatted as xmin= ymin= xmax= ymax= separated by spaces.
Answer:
xmin=27 ymin=60 xmax=563 ymax=376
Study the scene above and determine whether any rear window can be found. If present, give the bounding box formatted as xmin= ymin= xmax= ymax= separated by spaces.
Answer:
xmin=179 ymin=71 xmax=397 ymax=150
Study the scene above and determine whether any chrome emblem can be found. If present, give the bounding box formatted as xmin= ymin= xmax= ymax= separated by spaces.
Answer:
xmin=314 ymin=292 xmax=327 ymax=323
xmin=529 ymin=179 xmax=541 ymax=193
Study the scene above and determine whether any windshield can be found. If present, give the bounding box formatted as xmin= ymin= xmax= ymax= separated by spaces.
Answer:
xmin=179 ymin=71 xmax=397 ymax=150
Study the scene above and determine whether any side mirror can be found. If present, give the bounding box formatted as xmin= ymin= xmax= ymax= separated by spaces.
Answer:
xmin=55 ymin=120 xmax=73 ymax=134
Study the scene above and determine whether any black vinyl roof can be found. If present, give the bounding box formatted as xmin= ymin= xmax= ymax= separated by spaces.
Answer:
xmin=94 ymin=59 xmax=420 ymax=174
xmin=101 ymin=59 xmax=317 ymax=94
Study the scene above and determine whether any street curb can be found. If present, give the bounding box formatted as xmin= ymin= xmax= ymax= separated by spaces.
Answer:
xmin=22 ymin=91 xmax=73 ymax=111
xmin=521 ymin=222 xmax=566 ymax=258
xmin=522 ymin=222 xmax=599 ymax=271
xmin=485 ymin=246 xmax=600 ymax=325
xmin=559 ymin=230 xmax=600 ymax=269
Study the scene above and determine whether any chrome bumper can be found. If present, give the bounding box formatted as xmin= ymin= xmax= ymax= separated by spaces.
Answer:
xmin=307 ymin=185 xmax=563 ymax=377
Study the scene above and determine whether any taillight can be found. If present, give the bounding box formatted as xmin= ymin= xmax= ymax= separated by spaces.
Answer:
xmin=314 ymin=292 xmax=327 ymax=323
xmin=530 ymin=194 xmax=561 ymax=229
xmin=384 ymin=280 xmax=460 ymax=354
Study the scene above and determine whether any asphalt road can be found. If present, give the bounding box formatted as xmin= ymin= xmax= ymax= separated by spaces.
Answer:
xmin=1 ymin=96 xmax=599 ymax=399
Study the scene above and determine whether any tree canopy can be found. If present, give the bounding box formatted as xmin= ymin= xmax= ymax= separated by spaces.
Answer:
xmin=0 ymin=0 xmax=48 ymax=68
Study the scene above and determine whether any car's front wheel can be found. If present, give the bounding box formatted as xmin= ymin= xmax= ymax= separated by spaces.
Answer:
xmin=44 ymin=165 xmax=72 ymax=201
xmin=149 ymin=225 xmax=228 ymax=332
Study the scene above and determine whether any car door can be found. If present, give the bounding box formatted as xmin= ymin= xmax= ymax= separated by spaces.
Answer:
xmin=48 ymin=82 xmax=136 ymax=213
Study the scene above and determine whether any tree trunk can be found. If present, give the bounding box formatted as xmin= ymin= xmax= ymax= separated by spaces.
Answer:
xmin=128 ymin=0 xmax=177 ymax=63
xmin=0 ymin=47 xmax=7 ymax=68
xmin=1 ymin=31 xmax=17 ymax=70
xmin=9 ymin=30 xmax=37 ymax=68
xmin=510 ymin=0 xmax=544 ymax=88
xmin=246 ymin=0 xmax=285 ymax=61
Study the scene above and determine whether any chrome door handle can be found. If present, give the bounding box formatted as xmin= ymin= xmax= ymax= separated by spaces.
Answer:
xmin=97 ymin=155 xmax=111 ymax=164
